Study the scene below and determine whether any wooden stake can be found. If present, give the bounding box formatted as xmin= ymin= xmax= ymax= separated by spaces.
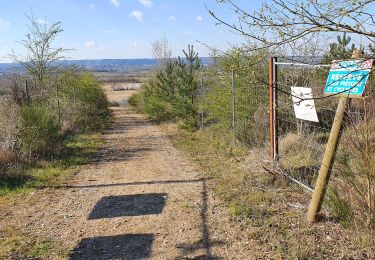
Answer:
xmin=307 ymin=50 xmax=364 ymax=223
xmin=307 ymin=96 xmax=348 ymax=222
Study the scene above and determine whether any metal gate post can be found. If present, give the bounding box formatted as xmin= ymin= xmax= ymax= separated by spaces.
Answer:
xmin=269 ymin=57 xmax=278 ymax=161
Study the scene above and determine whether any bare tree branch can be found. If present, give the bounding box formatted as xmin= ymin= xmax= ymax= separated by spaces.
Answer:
xmin=9 ymin=14 xmax=69 ymax=84
xmin=208 ymin=0 xmax=375 ymax=51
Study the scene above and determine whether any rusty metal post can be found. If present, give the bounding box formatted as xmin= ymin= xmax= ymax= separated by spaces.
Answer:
xmin=274 ymin=58 xmax=279 ymax=161
xmin=269 ymin=57 xmax=278 ymax=161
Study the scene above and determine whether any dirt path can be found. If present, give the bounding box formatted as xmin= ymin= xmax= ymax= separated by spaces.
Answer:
xmin=0 ymin=85 xmax=252 ymax=259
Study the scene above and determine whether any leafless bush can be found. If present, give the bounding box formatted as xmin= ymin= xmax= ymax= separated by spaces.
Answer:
xmin=0 ymin=97 xmax=20 ymax=152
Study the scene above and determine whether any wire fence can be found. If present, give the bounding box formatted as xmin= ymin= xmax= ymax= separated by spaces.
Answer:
xmin=269 ymin=56 xmax=375 ymax=223
xmin=199 ymin=63 xmax=270 ymax=147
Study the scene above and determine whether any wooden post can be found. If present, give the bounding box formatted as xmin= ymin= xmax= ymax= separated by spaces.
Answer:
xmin=73 ymin=84 xmax=77 ymax=106
xmin=24 ymin=80 xmax=30 ymax=104
xmin=56 ymin=83 xmax=61 ymax=125
xmin=307 ymin=96 xmax=348 ymax=222
xmin=269 ymin=57 xmax=278 ymax=161
xmin=231 ymin=69 xmax=236 ymax=146
xmin=307 ymin=50 xmax=362 ymax=223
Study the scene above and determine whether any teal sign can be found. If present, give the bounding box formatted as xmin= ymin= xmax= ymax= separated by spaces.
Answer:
xmin=324 ymin=59 xmax=373 ymax=96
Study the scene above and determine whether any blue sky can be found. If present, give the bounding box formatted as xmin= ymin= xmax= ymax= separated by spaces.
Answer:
xmin=0 ymin=0 xmax=262 ymax=62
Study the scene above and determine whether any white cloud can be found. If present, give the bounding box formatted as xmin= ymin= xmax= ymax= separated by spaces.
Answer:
xmin=139 ymin=0 xmax=153 ymax=7
xmin=185 ymin=30 xmax=194 ymax=35
xmin=89 ymin=3 xmax=96 ymax=9
xmin=129 ymin=40 xmax=138 ymax=47
xmin=85 ymin=41 xmax=104 ymax=51
xmin=129 ymin=10 xmax=144 ymax=22
xmin=0 ymin=19 xmax=10 ymax=29
xmin=168 ymin=15 xmax=176 ymax=21
xmin=85 ymin=41 xmax=96 ymax=48
xmin=109 ymin=0 xmax=120 ymax=7
xmin=196 ymin=16 xmax=203 ymax=21
xmin=116 ymin=39 xmax=141 ymax=48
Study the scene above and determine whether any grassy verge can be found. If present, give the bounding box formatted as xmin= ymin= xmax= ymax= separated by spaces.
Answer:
xmin=163 ymin=124 xmax=375 ymax=259
xmin=0 ymin=133 xmax=104 ymax=258
xmin=0 ymin=133 xmax=103 ymax=198
xmin=1 ymin=225 xmax=68 ymax=259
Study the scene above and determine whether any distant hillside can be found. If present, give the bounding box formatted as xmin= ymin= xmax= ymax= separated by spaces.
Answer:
xmin=0 ymin=57 xmax=213 ymax=75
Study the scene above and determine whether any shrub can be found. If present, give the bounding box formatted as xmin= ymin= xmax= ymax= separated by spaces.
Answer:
xmin=200 ymin=50 xmax=269 ymax=146
xmin=56 ymin=71 xmax=110 ymax=132
xmin=75 ymin=73 xmax=110 ymax=131
xmin=143 ymin=78 xmax=175 ymax=121
xmin=109 ymin=101 xmax=120 ymax=107
xmin=128 ymin=92 xmax=144 ymax=111
xmin=141 ymin=45 xmax=202 ymax=127
xmin=0 ymin=97 xmax=20 ymax=152
xmin=20 ymin=105 xmax=61 ymax=159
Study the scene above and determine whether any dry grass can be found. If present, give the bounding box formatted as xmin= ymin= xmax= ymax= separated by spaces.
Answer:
xmin=279 ymin=132 xmax=323 ymax=170
xmin=102 ymin=83 xmax=141 ymax=104
xmin=0 ymin=149 xmax=15 ymax=166
xmin=329 ymin=117 xmax=375 ymax=227
xmin=164 ymin=123 xmax=375 ymax=258
xmin=0 ymin=225 xmax=67 ymax=259
xmin=0 ymin=97 xmax=20 ymax=152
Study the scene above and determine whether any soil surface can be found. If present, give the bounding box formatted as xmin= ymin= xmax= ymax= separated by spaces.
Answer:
xmin=0 ymin=84 xmax=253 ymax=259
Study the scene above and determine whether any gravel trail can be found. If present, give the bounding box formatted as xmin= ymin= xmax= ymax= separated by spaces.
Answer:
xmin=0 ymin=86 xmax=252 ymax=259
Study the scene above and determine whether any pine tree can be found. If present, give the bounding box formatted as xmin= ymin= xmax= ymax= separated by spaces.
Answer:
xmin=323 ymin=32 xmax=356 ymax=62
xmin=368 ymin=44 xmax=375 ymax=55
xmin=177 ymin=45 xmax=202 ymax=105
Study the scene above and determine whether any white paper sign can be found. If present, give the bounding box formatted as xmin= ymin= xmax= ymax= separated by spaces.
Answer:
xmin=291 ymin=87 xmax=319 ymax=122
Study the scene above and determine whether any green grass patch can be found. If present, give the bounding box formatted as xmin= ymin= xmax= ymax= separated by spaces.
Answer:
xmin=0 ymin=133 xmax=104 ymax=198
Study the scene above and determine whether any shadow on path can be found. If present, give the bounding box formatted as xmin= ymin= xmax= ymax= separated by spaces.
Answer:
xmin=92 ymin=147 xmax=153 ymax=164
xmin=69 ymin=234 xmax=154 ymax=260
xmin=89 ymin=193 xmax=167 ymax=219
xmin=175 ymin=180 xmax=224 ymax=259
xmin=50 ymin=178 xmax=205 ymax=190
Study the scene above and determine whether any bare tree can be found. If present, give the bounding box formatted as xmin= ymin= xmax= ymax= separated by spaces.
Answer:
xmin=208 ymin=0 xmax=375 ymax=52
xmin=10 ymin=14 xmax=68 ymax=85
xmin=151 ymin=36 xmax=173 ymax=64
